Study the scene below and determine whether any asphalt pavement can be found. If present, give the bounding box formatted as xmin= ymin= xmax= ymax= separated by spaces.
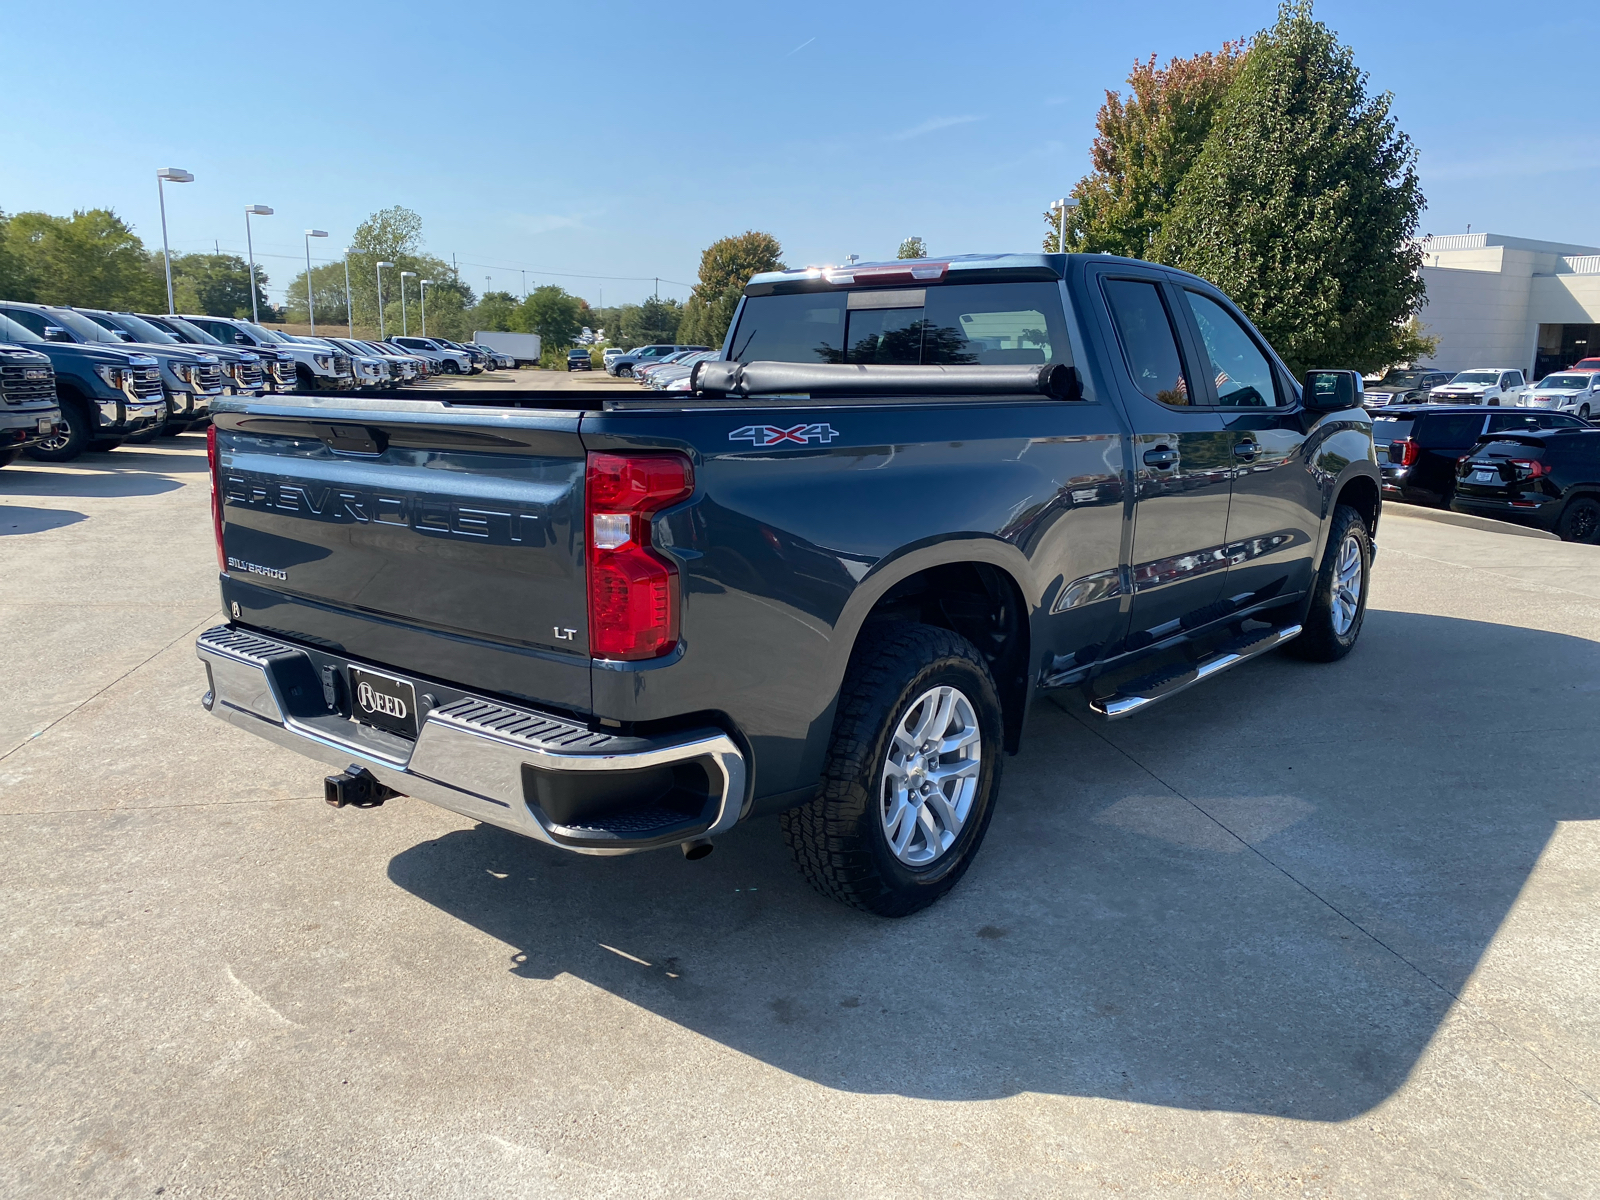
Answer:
xmin=2 ymin=423 xmax=1597 ymax=1197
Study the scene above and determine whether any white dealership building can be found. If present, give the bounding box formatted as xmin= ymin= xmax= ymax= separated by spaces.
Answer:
xmin=1415 ymin=233 xmax=1600 ymax=380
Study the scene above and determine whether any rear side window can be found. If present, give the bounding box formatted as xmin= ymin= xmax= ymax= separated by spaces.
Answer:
xmin=727 ymin=282 xmax=1068 ymax=367
xmin=1371 ymin=416 xmax=1414 ymax=444
xmin=1183 ymin=291 xmax=1282 ymax=407
xmin=1102 ymin=279 xmax=1192 ymax=406
xmin=1419 ymin=414 xmax=1487 ymax=447
xmin=1487 ymin=413 xmax=1551 ymax=434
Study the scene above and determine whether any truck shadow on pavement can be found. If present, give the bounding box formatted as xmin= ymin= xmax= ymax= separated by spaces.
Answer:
xmin=386 ymin=610 xmax=1599 ymax=1119
xmin=0 ymin=446 xmax=203 ymax=497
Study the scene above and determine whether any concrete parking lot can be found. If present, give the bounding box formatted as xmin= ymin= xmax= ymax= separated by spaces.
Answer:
xmin=2 ymin=420 xmax=1598 ymax=1197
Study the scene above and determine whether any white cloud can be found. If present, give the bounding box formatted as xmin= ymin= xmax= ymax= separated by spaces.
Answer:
xmin=888 ymin=115 xmax=981 ymax=142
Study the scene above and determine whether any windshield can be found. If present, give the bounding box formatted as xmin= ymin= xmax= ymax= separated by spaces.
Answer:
xmin=51 ymin=309 xmax=128 ymax=343
xmin=1376 ymin=370 xmax=1426 ymax=387
xmin=1450 ymin=371 xmax=1500 ymax=385
xmin=0 ymin=313 xmax=45 ymax=343
xmin=160 ymin=316 xmax=224 ymax=345
xmin=1537 ymin=373 xmax=1592 ymax=389
xmin=233 ymin=321 xmax=286 ymax=342
xmin=107 ymin=313 xmax=180 ymax=344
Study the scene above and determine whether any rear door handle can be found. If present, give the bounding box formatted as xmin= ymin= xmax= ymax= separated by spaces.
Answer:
xmin=1143 ymin=447 xmax=1179 ymax=468
xmin=1233 ymin=441 xmax=1259 ymax=459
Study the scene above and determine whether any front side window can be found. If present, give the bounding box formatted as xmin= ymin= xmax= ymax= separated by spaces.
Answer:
xmin=1101 ymin=278 xmax=1192 ymax=406
xmin=0 ymin=308 xmax=50 ymax=336
xmin=1183 ymin=291 xmax=1281 ymax=407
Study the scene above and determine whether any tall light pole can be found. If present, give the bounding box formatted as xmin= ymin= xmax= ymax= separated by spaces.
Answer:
xmin=420 ymin=280 xmax=433 ymax=337
xmin=400 ymin=271 xmax=417 ymax=335
xmin=520 ymin=269 xmax=526 ymax=299
xmin=341 ymin=248 xmax=354 ymax=337
xmin=1049 ymin=198 xmax=1078 ymax=253
xmin=303 ymin=229 xmax=329 ymax=333
xmin=244 ymin=205 xmax=272 ymax=324
xmin=376 ymin=262 xmax=395 ymax=338
xmin=156 ymin=168 xmax=194 ymax=315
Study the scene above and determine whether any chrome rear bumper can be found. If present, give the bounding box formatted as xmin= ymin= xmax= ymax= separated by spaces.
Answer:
xmin=196 ymin=626 xmax=747 ymax=855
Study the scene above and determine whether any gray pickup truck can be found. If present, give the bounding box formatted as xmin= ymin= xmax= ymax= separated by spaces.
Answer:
xmin=196 ymin=253 xmax=1379 ymax=916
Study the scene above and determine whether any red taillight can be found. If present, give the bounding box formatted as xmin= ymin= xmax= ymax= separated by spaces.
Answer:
xmin=207 ymin=423 xmax=225 ymax=573
xmin=1508 ymin=458 xmax=1549 ymax=478
xmin=1392 ymin=437 xmax=1419 ymax=467
xmin=585 ymin=452 xmax=694 ymax=660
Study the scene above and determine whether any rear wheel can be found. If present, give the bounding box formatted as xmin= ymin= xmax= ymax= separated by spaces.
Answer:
xmin=781 ymin=624 xmax=1003 ymax=917
xmin=1284 ymin=503 xmax=1370 ymax=662
xmin=26 ymin=401 xmax=91 ymax=463
xmin=1557 ymin=497 xmax=1600 ymax=544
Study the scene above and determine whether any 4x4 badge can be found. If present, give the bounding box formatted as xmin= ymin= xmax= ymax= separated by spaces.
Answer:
xmin=729 ymin=423 xmax=839 ymax=447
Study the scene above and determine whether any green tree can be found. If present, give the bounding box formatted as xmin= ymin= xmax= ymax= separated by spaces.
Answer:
xmin=1157 ymin=3 xmax=1429 ymax=372
xmin=3 ymin=209 xmax=163 ymax=309
xmin=619 ymin=297 xmax=683 ymax=347
xmin=471 ymin=290 xmax=522 ymax=333
xmin=283 ymin=206 xmax=471 ymax=337
xmin=0 ymin=211 xmax=29 ymax=302
xmin=169 ymin=253 xmax=268 ymax=318
xmin=518 ymin=285 xmax=584 ymax=350
xmin=897 ymin=236 xmax=928 ymax=260
xmin=678 ymin=231 xmax=783 ymax=348
xmin=1046 ymin=42 xmax=1246 ymax=258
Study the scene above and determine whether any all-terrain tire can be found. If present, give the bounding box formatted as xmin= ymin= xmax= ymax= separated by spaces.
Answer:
xmin=780 ymin=623 xmax=1004 ymax=917
xmin=1557 ymin=496 xmax=1600 ymax=544
xmin=1284 ymin=503 xmax=1370 ymax=662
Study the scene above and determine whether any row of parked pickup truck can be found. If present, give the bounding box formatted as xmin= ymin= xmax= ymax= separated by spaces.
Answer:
xmin=0 ymin=297 xmax=515 ymax=465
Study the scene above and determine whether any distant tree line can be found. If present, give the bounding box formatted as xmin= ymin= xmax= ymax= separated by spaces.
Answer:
xmin=1048 ymin=1 xmax=1433 ymax=373
xmin=0 ymin=207 xmax=274 ymax=318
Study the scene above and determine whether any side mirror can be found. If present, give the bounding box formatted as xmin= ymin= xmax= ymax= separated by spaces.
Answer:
xmin=43 ymin=326 xmax=71 ymax=342
xmin=234 ymin=333 xmax=250 ymax=345
xmin=1302 ymin=369 xmax=1363 ymax=412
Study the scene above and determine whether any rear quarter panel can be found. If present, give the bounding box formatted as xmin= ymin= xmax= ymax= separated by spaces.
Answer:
xmin=582 ymin=395 xmax=1129 ymax=806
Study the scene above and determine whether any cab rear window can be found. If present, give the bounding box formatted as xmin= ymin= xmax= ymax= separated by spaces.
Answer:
xmin=728 ymin=282 xmax=1069 ymax=368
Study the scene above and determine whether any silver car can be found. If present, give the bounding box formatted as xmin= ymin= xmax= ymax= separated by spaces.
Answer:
xmin=1517 ymin=371 xmax=1600 ymax=421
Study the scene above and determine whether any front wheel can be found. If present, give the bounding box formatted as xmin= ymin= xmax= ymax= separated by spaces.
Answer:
xmin=443 ymin=360 xmax=461 ymax=375
xmin=781 ymin=624 xmax=1003 ymax=917
xmin=1579 ymin=404 xmax=1591 ymax=421
xmin=1284 ymin=503 xmax=1370 ymax=662
xmin=26 ymin=402 xmax=91 ymax=463
xmin=1557 ymin=497 xmax=1600 ymax=544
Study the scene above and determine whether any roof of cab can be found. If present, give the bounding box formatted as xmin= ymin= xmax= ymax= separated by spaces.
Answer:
xmin=744 ymin=253 xmax=1071 ymax=295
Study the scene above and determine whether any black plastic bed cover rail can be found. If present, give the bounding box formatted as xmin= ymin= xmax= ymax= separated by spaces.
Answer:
xmin=690 ymin=360 xmax=1083 ymax=400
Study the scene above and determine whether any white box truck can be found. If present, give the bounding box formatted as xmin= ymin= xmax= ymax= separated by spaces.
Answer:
xmin=473 ymin=331 xmax=542 ymax=367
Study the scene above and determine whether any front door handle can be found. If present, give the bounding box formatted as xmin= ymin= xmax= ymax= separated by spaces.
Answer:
xmin=1143 ymin=447 xmax=1179 ymax=468
xmin=1233 ymin=441 xmax=1259 ymax=459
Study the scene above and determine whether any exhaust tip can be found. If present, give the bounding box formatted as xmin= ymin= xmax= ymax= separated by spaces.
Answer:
xmin=681 ymin=838 xmax=714 ymax=861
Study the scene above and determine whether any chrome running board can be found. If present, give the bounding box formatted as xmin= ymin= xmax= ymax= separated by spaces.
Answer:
xmin=1089 ymin=624 xmax=1303 ymax=720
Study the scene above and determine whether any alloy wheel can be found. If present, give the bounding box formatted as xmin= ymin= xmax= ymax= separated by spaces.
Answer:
xmin=878 ymin=684 xmax=983 ymax=867
xmin=1332 ymin=532 xmax=1364 ymax=637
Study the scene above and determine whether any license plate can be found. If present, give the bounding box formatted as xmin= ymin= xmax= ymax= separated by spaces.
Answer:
xmin=1472 ymin=471 xmax=1495 ymax=482
xmin=348 ymin=667 xmax=419 ymax=739
xmin=36 ymin=418 xmax=53 ymax=434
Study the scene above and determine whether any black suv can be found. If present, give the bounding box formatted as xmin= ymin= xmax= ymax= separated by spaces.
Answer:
xmin=1373 ymin=405 xmax=1589 ymax=507
xmin=1364 ymin=368 xmax=1454 ymax=409
xmin=566 ymin=348 xmax=591 ymax=371
xmin=1452 ymin=428 xmax=1600 ymax=541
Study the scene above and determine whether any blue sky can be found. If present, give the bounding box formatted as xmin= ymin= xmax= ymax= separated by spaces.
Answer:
xmin=5 ymin=1 xmax=1596 ymax=307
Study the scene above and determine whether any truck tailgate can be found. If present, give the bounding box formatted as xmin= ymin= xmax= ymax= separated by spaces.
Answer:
xmin=214 ymin=401 xmax=591 ymax=713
